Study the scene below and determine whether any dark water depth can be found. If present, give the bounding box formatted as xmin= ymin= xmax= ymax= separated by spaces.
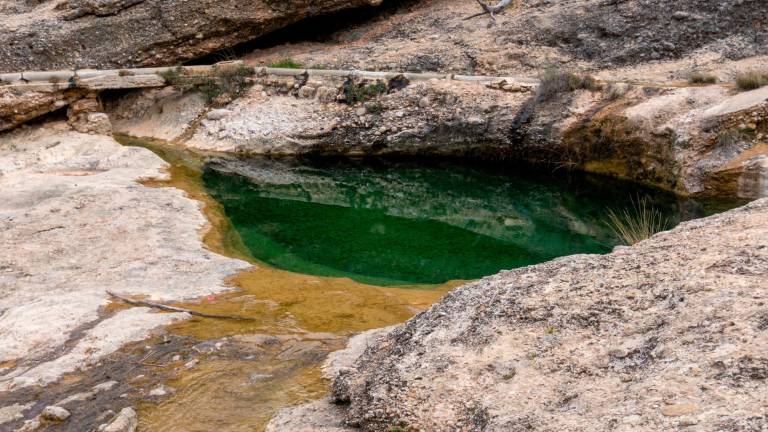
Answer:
xmin=202 ymin=157 xmax=735 ymax=286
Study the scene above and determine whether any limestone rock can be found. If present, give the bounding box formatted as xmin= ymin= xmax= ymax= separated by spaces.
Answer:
xmin=300 ymin=199 xmax=768 ymax=431
xmin=206 ymin=109 xmax=233 ymax=121
xmin=0 ymin=88 xmax=86 ymax=132
xmin=0 ymin=0 xmax=386 ymax=72
xmin=0 ymin=124 xmax=250 ymax=390
xmin=316 ymin=86 xmax=338 ymax=103
xmin=67 ymin=97 xmax=112 ymax=135
xmin=40 ymin=406 xmax=70 ymax=422
xmin=298 ymin=86 xmax=316 ymax=99
xmin=102 ymin=407 xmax=138 ymax=432
xmin=661 ymin=403 xmax=698 ymax=417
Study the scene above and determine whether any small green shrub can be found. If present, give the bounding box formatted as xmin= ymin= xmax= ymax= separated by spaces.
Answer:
xmin=158 ymin=64 xmax=255 ymax=104
xmin=268 ymin=58 xmax=303 ymax=69
xmin=606 ymin=196 xmax=668 ymax=246
xmin=159 ymin=66 xmax=185 ymax=85
xmin=214 ymin=64 xmax=256 ymax=97
xmin=735 ymin=71 xmax=768 ymax=91
xmin=688 ymin=72 xmax=717 ymax=84
xmin=716 ymin=129 xmax=743 ymax=149
xmin=537 ymin=69 xmax=602 ymax=101
xmin=344 ymin=80 xmax=387 ymax=104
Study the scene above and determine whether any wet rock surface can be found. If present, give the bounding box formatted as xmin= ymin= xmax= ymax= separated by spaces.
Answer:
xmin=0 ymin=122 xmax=249 ymax=429
xmin=270 ymin=198 xmax=768 ymax=431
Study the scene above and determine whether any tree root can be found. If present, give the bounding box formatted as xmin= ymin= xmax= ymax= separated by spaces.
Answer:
xmin=106 ymin=291 xmax=257 ymax=321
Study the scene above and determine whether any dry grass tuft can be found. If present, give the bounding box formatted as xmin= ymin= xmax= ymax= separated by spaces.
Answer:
xmin=606 ymin=196 xmax=668 ymax=245
xmin=689 ymin=72 xmax=717 ymax=84
xmin=735 ymin=71 xmax=768 ymax=91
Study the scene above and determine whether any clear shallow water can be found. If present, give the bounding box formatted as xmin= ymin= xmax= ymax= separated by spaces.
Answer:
xmin=202 ymin=157 xmax=731 ymax=286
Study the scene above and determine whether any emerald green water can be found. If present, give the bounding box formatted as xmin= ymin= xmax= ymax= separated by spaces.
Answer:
xmin=202 ymin=157 xmax=730 ymax=286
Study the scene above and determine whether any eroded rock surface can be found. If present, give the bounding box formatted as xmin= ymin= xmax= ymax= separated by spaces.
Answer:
xmin=0 ymin=0 xmax=384 ymax=72
xmin=109 ymin=71 xmax=768 ymax=198
xmin=271 ymin=198 xmax=768 ymax=431
xmin=248 ymin=0 xmax=768 ymax=80
xmin=0 ymin=123 xmax=249 ymax=394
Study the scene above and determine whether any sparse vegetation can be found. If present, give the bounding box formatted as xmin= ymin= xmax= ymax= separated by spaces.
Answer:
xmin=537 ymin=69 xmax=602 ymax=101
xmin=344 ymin=80 xmax=387 ymax=104
xmin=118 ymin=70 xmax=134 ymax=77
xmin=159 ymin=65 xmax=185 ymax=86
xmin=735 ymin=71 xmax=768 ymax=91
xmin=158 ymin=64 xmax=255 ymax=104
xmin=364 ymin=101 xmax=383 ymax=113
xmin=268 ymin=58 xmax=303 ymax=69
xmin=716 ymin=129 xmax=743 ymax=149
xmin=688 ymin=72 xmax=717 ymax=84
xmin=714 ymin=128 xmax=755 ymax=153
xmin=605 ymin=83 xmax=631 ymax=101
xmin=606 ymin=196 xmax=668 ymax=246
xmin=309 ymin=64 xmax=327 ymax=70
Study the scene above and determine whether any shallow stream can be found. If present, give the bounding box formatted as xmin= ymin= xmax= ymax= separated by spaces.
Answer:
xmin=116 ymin=136 xmax=739 ymax=431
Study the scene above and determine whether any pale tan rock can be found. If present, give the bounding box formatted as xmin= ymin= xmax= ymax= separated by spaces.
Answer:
xmin=0 ymin=124 xmax=249 ymax=390
xmin=40 ymin=406 xmax=70 ymax=422
xmin=279 ymin=199 xmax=768 ymax=432
xmin=661 ymin=404 xmax=698 ymax=417
xmin=102 ymin=407 xmax=138 ymax=432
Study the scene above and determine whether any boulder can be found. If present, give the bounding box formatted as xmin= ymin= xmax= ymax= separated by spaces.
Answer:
xmin=40 ymin=406 xmax=70 ymax=422
xmin=324 ymin=199 xmax=768 ymax=431
xmin=67 ymin=96 xmax=112 ymax=135
xmin=102 ymin=407 xmax=138 ymax=432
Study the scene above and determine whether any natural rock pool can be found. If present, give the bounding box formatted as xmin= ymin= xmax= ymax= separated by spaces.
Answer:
xmin=114 ymin=135 xmax=743 ymax=431
xmin=202 ymin=156 xmax=730 ymax=286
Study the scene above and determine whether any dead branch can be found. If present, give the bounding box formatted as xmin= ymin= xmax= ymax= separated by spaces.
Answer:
xmin=107 ymin=291 xmax=256 ymax=321
xmin=464 ymin=0 xmax=513 ymax=21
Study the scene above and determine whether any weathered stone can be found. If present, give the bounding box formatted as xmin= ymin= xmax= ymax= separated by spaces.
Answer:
xmin=298 ymin=86 xmax=316 ymax=99
xmin=67 ymin=97 xmax=113 ymax=135
xmin=40 ymin=406 xmax=70 ymax=422
xmin=102 ymin=407 xmax=138 ymax=432
xmin=0 ymin=0 xmax=386 ymax=72
xmin=316 ymin=86 xmax=338 ymax=103
xmin=273 ymin=199 xmax=768 ymax=431
xmin=1 ymin=88 xmax=86 ymax=132
xmin=0 ymin=124 xmax=249 ymax=391
xmin=206 ymin=109 xmax=233 ymax=121
xmin=77 ymin=74 xmax=165 ymax=90
xmin=661 ymin=404 xmax=698 ymax=417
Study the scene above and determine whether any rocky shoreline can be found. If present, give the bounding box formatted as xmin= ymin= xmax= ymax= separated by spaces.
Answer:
xmin=0 ymin=0 xmax=767 ymax=430
xmin=0 ymin=123 xmax=250 ymax=430
xmin=269 ymin=198 xmax=768 ymax=431
xmin=103 ymin=69 xmax=768 ymax=199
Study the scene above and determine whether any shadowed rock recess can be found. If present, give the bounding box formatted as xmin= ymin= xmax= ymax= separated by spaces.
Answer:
xmin=0 ymin=0 xmax=383 ymax=72
xmin=269 ymin=198 xmax=768 ymax=431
